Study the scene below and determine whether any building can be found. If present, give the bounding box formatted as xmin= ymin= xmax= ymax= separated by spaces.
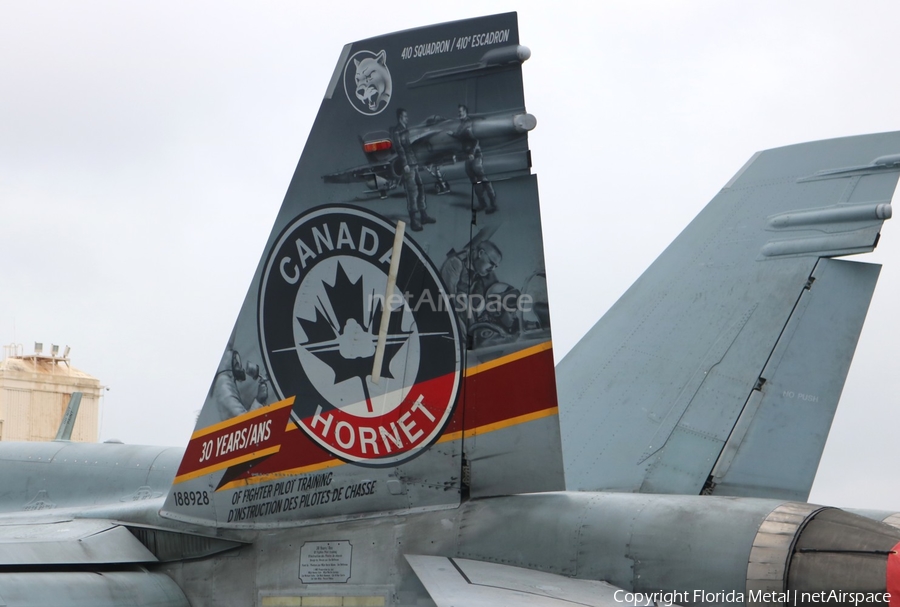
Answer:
xmin=0 ymin=344 xmax=101 ymax=442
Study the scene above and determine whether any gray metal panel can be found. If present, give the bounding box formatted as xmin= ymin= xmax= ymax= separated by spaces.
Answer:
xmin=0 ymin=442 xmax=181 ymax=513
xmin=455 ymin=492 xmax=782 ymax=595
xmin=406 ymin=555 xmax=628 ymax=607
xmin=623 ymin=495 xmax=776 ymax=594
xmin=0 ymin=571 xmax=189 ymax=607
xmin=710 ymin=258 xmax=881 ymax=500
xmin=466 ymin=414 xmax=564 ymax=498
xmin=457 ymin=494 xmax=584 ymax=577
xmin=559 ymin=131 xmax=900 ymax=495
xmin=127 ymin=526 xmax=243 ymax=562
xmin=0 ymin=520 xmax=157 ymax=565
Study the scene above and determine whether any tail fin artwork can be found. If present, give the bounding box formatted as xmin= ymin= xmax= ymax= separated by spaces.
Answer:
xmin=161 ymin=13 xmax=563 ymax=528
xmin=558 ymin=133 xmax=900 ymax=500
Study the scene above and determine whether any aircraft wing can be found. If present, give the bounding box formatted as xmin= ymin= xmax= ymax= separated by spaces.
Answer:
xmin=559 ymin=132 xmax=900 ymax=500
xmin=0 ymin=519 xmax=155 ymax=565
xmin=406 ymin=555 xmax=640 ymax=607
xmin=0 ymin=518 xmax=191 ymax=605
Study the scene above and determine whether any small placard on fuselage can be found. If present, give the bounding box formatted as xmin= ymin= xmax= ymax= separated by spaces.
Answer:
xmin=299 ymin=541 xmax=352 ymax=583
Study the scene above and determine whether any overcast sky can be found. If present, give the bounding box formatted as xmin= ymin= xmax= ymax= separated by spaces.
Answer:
xmin=2 ymin=1 xmax=899 ymax=510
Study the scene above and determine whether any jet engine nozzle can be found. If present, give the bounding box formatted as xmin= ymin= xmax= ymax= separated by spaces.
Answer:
xmin=749 ymin=503 xmax=900 ymax=606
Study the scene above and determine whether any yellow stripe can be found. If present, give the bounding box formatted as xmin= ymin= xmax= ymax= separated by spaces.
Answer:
xmin=190 ymin=397 xmax=295 ymax=441
xmin=216 ymin=458 xmax=346 ymax=492
xmin=272 ymin=342 xmax=551 ymax=436
xmin=438 ymin=429 xmax=463 ymax=443
xmin=464 ymin=341 xmax=552 ymax=377
xmin=211 ymin=408 xmax=557 ymax=489
xmin=173 ymin=445 xmax=281 ymax=484
xmin=463 ymin=406 xmax=558 ymax=437
xmin=191 ymin=344 xmax=553 ymax=488
xmin=438 ymin=406 xmax=558 ymax=443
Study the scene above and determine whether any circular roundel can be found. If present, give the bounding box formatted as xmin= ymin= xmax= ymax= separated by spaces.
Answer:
xmin=258 ymin=206 xmax=461 ymax=466
xmin=343 ymin=49 xmax=393 ymax=116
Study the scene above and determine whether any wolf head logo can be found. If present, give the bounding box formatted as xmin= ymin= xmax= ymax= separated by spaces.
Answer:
xmin=344 ymin=50 xmax=392 ymax=115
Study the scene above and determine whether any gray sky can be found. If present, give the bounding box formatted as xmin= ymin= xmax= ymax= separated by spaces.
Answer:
xmin=2 ymin=1 xmax=899 ymax=510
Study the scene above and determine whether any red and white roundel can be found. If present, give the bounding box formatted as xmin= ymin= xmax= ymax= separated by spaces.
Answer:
xmin=258 ymin=207 xmax=461 ymax=465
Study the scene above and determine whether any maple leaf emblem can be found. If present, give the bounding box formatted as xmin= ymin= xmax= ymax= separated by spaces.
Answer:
xmin=297 ymin=261 xmax=412 ymax=392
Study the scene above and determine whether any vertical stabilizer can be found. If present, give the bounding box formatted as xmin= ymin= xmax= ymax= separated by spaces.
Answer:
xmin=161 ymin=13 xmax=563 ymax=528
xmin=54 ymin=392 xmax=82 ymax=441
xmin=560 ymin=132 xmax=900 ymax=497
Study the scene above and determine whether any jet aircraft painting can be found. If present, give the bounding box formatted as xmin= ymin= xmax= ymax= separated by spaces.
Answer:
xmin=322 ymin=103 xmax=535 ymax=204
xmin=3 ymin=13 xmax=900 ymax=607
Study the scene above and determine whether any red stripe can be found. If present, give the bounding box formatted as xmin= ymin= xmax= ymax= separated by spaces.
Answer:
xmin=176 ymin=399 xmax=294 ymax=477
xmin=888 ymin=541 xmax=900 ymax=607
xmin=233 ymin=371 xmax=459 ymax=478
xmin=463 ymin=345 xmax=557 ymax=429
xmin=208 ymin=345 xmax=556 ymax=484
